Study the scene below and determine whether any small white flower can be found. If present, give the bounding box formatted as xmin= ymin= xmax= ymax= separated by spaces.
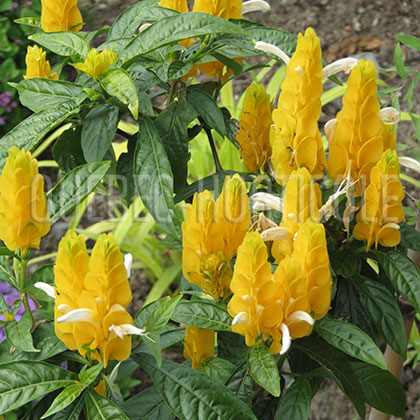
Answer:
xmin=232 ymin=312 xmax=249 ymax=326
xmin=57 ymin=308 xmax=93 ymax=324
xmin=279 ymin=323 xmax=291 ymax=355
xmin=139 ymin=23 xmax=152 ymax=32
xmin=254 ymin=41 xmax=290 ymax=65
xmin=124 ymin=253 xmax=133 ymax=278
xmin=109 ymin=324 xmax=145 ymax=339
xmin=260 ymin=227 xmax=289 ymax=242
xmin=287 ymin=310 xmax=315 ymax=325
xmin=399 ymin=156 xmax=420 ymax=175
xmin=323 ymin=57 xmax=359 ymax=81
xmin=379 ymin=107 xmax=400 ymax=125
xmin=251 ymin=192 xmax=283 ymax=212
xmin=34 ymin=282 xmax=56 ymax=299
xmin=242 ymin=0 xmax=271 ymax=14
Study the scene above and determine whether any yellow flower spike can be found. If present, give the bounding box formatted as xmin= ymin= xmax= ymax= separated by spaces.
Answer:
xmin=183 ymin=326 xmax=215 ymax=369
xmin=24 ymin=45 xmax=58 ymax=80
xmin=271 ymin=27 xmax=326 ymax=184
xmin=192 ymin=0 xmax=243 ymax=19
xmin=159 ymin=0 xmax=188 ymax=13
xmin=0 ymin=146 xmax=50 ymax=252
xmin=236 ymin=83 xmax=273 ymax=173
xmin=41 ymin=0 xmax=83 ymax=32
xmin=353 ymin=149 xmax=404 ymax=251
xmin=182 ymin=175 xmax=249 ymax=301
xmin=73 ymin=49 xmax=117 ymax=80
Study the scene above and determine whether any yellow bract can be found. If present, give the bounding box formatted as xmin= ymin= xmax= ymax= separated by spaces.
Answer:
xmin=54 ymin=232 xmax=134 ymax=366
xmin=40 ymin=0 xmax=83 ymax=32
xmin=353 ymin=149 xmax=405 ymax=250
xmin=73 ymin=49 xmax=117 ymax=80
xmin=159 ymin=0 xmax=188 ymax=13
xmin=271 ymin=27 xmax=326 ymax=184
xmin=192 ymin=0 xmax=243 ymax=19
xmin=236 ymin=83 xmax=273 ymax=173
xmin=24 ymin=45 xmax=58 ymax=80
xmin=182 ymin=174 xmax=250 ymax=301
xmin=0 ymin=147 xmax=50 ymax=252
xmin=183 ymin=326 xmax=215 ymax=369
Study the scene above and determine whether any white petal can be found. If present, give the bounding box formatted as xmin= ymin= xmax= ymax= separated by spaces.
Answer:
xmin=279 ymin=323 xmax=291 ymax=355
xmin=57 ymin=308 xmax=93 ymax=324
xmin=34 ymin=282 xmax=56 ymax=299
xmin=109 ymin=361 xmax=122 ymax=383
xmin=379 ymin=107 xmax=400 ymax=125
xmin=260 ymin=227 xmax=289 ymax=242
xmin=251 ymin=192 xmax=283 ymax=212
xmin=139 ymin=23 xmax=151 ymax=32
xmin=124 ymin=253 xmax=133 ymax=278
xmin=287 ymin=310 xmax=315 ymax=325
xmin=242 ymin=0 xmax=271 ymax=14
xmin=232 ymin=312 xmax=249 ymax=326
xmin=109 ymin=324 xmax=145 ymax=339
xmin=381 ymin=222 xmax=400 ymax=230
xmin=399 ymin=156 xmax=420 ymax=175
xmin=254 ymin=41 xmax=290 ymax=65
xmin=57 ymin=304 xmax=71 ymax=313
xmin=323 ymin=57 xmax=359 ymax=81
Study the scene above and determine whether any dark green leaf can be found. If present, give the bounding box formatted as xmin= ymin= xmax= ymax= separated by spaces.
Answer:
xmin=0 ymin=361 xmax=76 ymax=413
xmin=225 ymin=362 xmax=253 ymax=406
xmin=247 ymin=342 xmax=280 ymax=396
xmin=47 ymin=161 xmax=111 ymax=224
xmin=351 ymin=361 xmax=406 ymax=417
xmin=217 ymin=331 xmax=248 ymax=363
xmin=79 ymin=363 xmax=104 ymax=387
xmin=396 ymin=34 xmax=420 ymax=51
xmin=200 ymin=357 xmax=237 ymax=384
xmin=116 ymin=135 xmax=136 ymax=207
xmin=81 ymin=104 xmax=119 ymax=162
xmin=5 ymin=312 xmax=39 ymax=352
xmin=85 ymin=388 xmax=129 ymax=420
xmin=144 ymin=295 xmax=182 ymax=332
xmin=171 ymin=300 xmax=232 ymax=331
xmin=52 ymin=126 xmax=86 ymax=172
xmin=50 ymin=393 xmax=85 ymax=420
xmin=394 ymin=42 xmax=406 ymax=79
xmin=24 ymin=264 xmax=54 ymax=302
xmin=143 ymin=331 xmax=162 ymax=367
xmin=330 ymin=251 xmax=360 ymax=278
xmin=0 ymin=247 xmax=18 ymax=259
xmin=0 ymin=256 xmax=17 ymax=289
xmin=134 ymin=353 xmax=257 ymax=420
xmin=102 ymin=374 xmax=126 ymax=410
xmin=275 ymin=377 xmax=312 ymax=420
xmin=41 ymin=383 xmax=84 ymax=418
xmin=400 ymin=223 xmax=420 ymax=253
xmin=134 ymin=116 xmax=183 ymax=241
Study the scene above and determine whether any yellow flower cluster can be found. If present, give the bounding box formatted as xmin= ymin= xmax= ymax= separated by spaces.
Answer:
xmin=0 ymin=147 xmax=50 ymax=252
xmin=159 ymin=0 xmax=188 ymax=13
xmin=73 ymin=49 xmax=117 ymax=80
xmin=24 ymin=45 xmax=58 ymax=80
xmin=271 ymin=27 xmax=326 ymax=184
xmin=236 ymin=83 xmax=273 ymax=173
xmin=183 ymin=326 xmax=215 ymax=369
xmin=353 ymin=149 xmax=405 ymax=250
xmin=182 ymin=175 xmax=250 ymax=301
xmin=54 ymin=232 xmax=135 ymax=366
xmin=41 ymin=0 xmax=83 ymax=32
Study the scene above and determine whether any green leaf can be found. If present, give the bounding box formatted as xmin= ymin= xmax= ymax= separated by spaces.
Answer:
xmin=102 ymin=373 xmax=126 ymax=410
xmin=357 ymin=274 xmax=407 ymax=357
xmin=0 ymin=101 xmax=79 ymax=170
xmin=0 ymin=256 xmax=18 ymax=289
xmin=351 ymin=361 xmax=406 ymax=417
xmin=217 ymin=331 xmax=248 ymax=362
xmin=24 ymin=264 xmax=54 ymax=301
xmin=200 ymin=357 xmax=237 ymax=385
xmin=0 ymin=361 xmax=76 ymax=413
xmin=144 ymin=295 xmax=182 ymax=332
xmin=11 ymin=79 xmax=86 ymax=112
xmin=134 ymin=353 xmax=258 ymax=420
xmin=14 ymin=17 xmax=42 ymax=29
xmin=294 ymin=337 xmax=366 ymax=418
xmin=85 ymin=388 xmax=129 ymax=420
xmin=29 ymin=31 xmax=89 ymax=59
xmin=143 ymin=331 xmax=162 ymax=367
xmin=247 ymin=342 xmax=280 ymax=397
xmin=125 ymin=386 xmax=174 ymax=420
xmin=5 ymin=312 xmax=39 ymax=352
xmin=187 ymin=88 xmax=225 ymax=136
xmin=400 ymin=224 xmax=420 ymax=253
xmin=49 ymin=394 xmax=85 ymax=420
xmin=225 ymin=362 xmax=253 ymax=405
xmin=47 ymin=161 xmax=111 ymax=224
xmin=101 ymin=68 xmax=138 ymax=119
xmin=330 ymin=251 xmax=360 ymax=278
xmin=134 ymin=116 xmax=183 ymax=241
xmin=120 ymin=12 xmax=249 ymax=65
xmin=0 ymin=247 xmax=18 ymax=259
xmin=53 ymin=126 xmax=86 ymax=172
xmin=41 ymin=383 xmax=84 ymax=418
xmin=81 ymin=104 xmax=119 ymax=162
xmin=315 ymin=317 xmax=387 ymax=369
xmin=171 ymin=300 xmax=232 ymax=331
xmin=79 ymin=363 xmax=104 ymax=387
xmin=396 ymin=34 xmax=420 ymax=51
xmin=275 ymin=377 xmax=312 ymax=420
xmin=375 ymin=250 xmax=420 ymax=313
xmin=394 ymin=42 xmax=406 ymax=79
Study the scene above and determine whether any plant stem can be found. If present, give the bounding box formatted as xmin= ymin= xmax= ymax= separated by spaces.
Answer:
xmin=19 ymin=256 xmax=34 ymax=323
xmin=203 ymin=125 xmax=223 ymax=173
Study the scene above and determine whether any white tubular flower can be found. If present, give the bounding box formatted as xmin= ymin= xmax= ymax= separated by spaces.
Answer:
xmin=251 ymin=192 xmax=283 ymax=212
xmin=379 ymin=107 xmax=400 ymax=125
xmin=322 ymin=57 xmax=359 ymax=81
xmin=287 ymin=311 xmax=315 ymax=325
xmin=399 ymin=156 xmax=420 ymax=175
xmin=242 ymin=0 xmax=271 ymax=14
xmin=124 ymin=253 xmax=133 ymax=278
xmin=34 ymin=282 xmax=56 ymax=299
xmin=260 ymin=227 xmax=290 ymax=242
xmin=139 ymin=23 xmax=152 ymax=32
xmin=254 ymin=41 xmax=290 ymax=65
xmin=109 ymin=324 xmax=145 ymax=340
xmin=232 ymin=312 xmax=249 ymax=326
xmin=279 ymin=323 xmax=291 ymax=355
xmin=57 ymin=308 xmax=94 ymax=324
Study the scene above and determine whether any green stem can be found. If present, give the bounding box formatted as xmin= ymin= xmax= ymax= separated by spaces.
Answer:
xmin=203 ymin=125 xmax=223 ymax=173
xmin=191 ymin=34 xmax=211 ymax=62
xmin=32 ymin=123 xmax=72 ymax=158
xmin=20 ymin=256 xmax=34 ymax=323
xmin=27 ymin=252 xmax=58 ymax=266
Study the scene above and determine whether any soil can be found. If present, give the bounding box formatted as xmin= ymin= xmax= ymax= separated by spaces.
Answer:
xmin=75 ymin=1 xmax=420 ymax=418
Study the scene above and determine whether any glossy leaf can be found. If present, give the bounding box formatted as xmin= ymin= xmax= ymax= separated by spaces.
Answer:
xmin=81 ymin=104 xmax=119 ymax=162
xmin=0 ymin=101 xmax=79 ymax=170
xmin=400 ymin=224 xmax=420 ymax=253
xmin=134 ymin=353 xmax=258 ymax=420
xmin=225 ymin=362 xmax=253 ymax=406
xmin=29 ymin=31 xmax=89 ymax=59
xmin=50 ymin=394 xmax=85 ymax=420
xmin=330 ymin=251 xmax=360 ymax=278
xmin=171 ymin=300 xmax=232 ymax=331
xmin=0 ymin=256 xmax=17 ymax=289
xmin=247 ymin=342 xmax=280 ymax=397
xmin=275 ymin=377 xmax=312 ymax=420
xmin=41 ymin=383 xmax=84 ymax=419
xmin=47 ymin=161 xmax=111 ymax=224
xmin=79 ymin=363 xmax=104 ymax=387
xmin=4 ymin=312 xmax=39 ymax=352
xmin=53 ymin=126 xmax=86 ymax=172
xmin=0 ymin=361 xmax=76 ymax=413
xmin=144 ymin=295 xmax=182 ymax=332
xmin=200 ymin=357 xmax=237 ymax=385
xmin=134 ymin=116 xmax=183 ymax=241
xmin=85 ymin=388 xmax=129 ymax=420
xmin=351 ymin=361 xmax=406 ymax=418
xmin=315 ymin=317 xmax=386 ymax=369
xmin=376 ymin=250 xmax=420 ymax=313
